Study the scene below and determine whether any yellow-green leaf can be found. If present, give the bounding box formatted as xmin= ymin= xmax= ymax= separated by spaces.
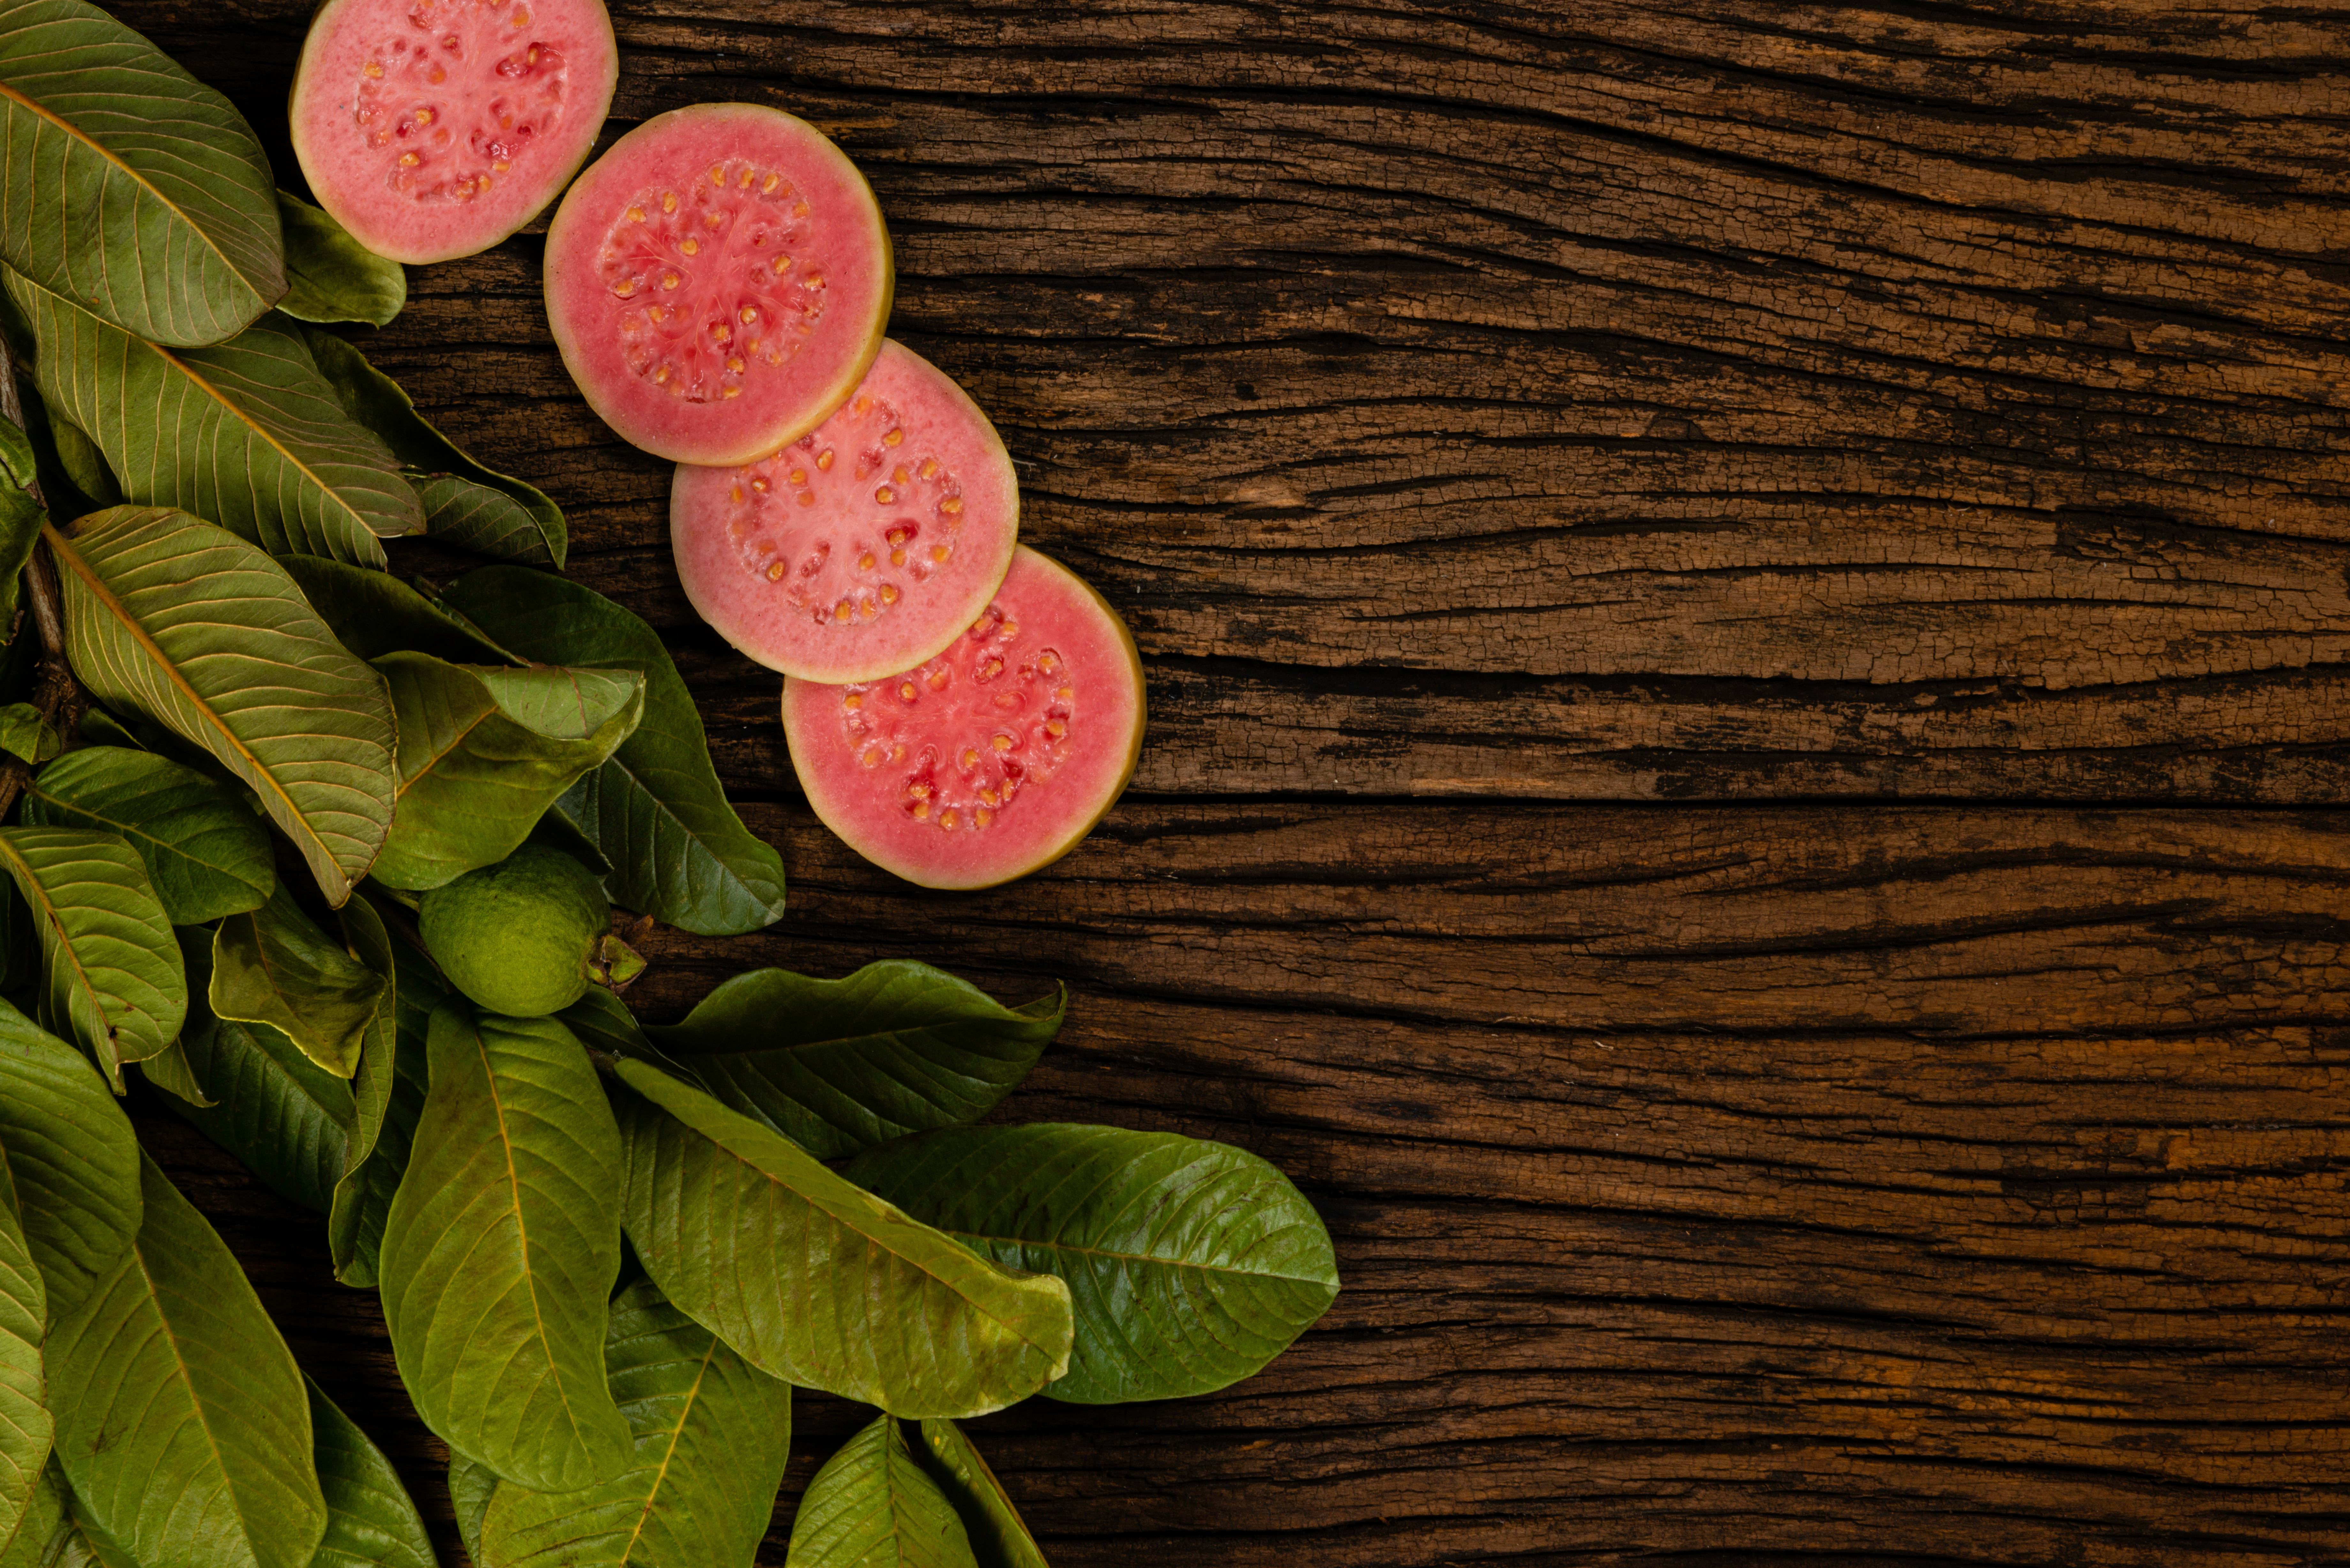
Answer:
xmin=0 ymin=0 xmax=284 ymax=346
xmin=48 ymin=508 xmax=398 ymax=903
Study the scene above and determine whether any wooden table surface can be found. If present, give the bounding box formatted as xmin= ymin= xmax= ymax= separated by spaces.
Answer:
xmin=107 ymin=2 xmax=2350 ymax=1563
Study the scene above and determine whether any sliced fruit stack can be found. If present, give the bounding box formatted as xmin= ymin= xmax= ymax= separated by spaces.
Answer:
xmin=547 ymin=105 xmax=1144 ymax=890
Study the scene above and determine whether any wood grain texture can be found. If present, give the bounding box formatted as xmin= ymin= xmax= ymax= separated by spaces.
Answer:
xmin=143 ymin=803 xmax=2350 ymax=1565
xmin=87 ymin=0 xmax=2350 ymax=1562
xmin=114 ymin=0 xmax=2350 ymax=802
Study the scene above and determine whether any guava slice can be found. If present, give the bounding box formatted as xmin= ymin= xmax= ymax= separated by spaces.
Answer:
xmin=671 ymin=341 xmax=1019 ymax=683
xmin=544 ymin=103 xmax=893 ymax=465
xmin=290 ymin=0 xmax=618 ymax=265
xmin=782 ymin=548 xmax=1145 ymax=890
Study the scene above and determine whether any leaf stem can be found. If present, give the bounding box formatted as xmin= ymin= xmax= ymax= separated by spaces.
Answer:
xmin=0 ymin=332 xmax=86 ymax=818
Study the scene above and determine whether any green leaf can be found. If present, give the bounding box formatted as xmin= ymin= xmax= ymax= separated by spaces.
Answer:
xmin=379 ymin=1004 xmax=629 ymax=1492
xmin=49 ymin=1484 xmax=135 ymax=1568
xmin=613 ymin=1059 xmax=1072 ymax=1419
xmin=274 ymin=193 xmax=404 ymax=329
xmin=447 ymin=1457 xmax=495 ymax=1568
xmin=325 ymin=895 xmax=398 ymax=1284
xmin=0 ymin=998 xmax=137 ymax=1312
xmin=48 ymin=507 xmax=399 ymax=903
xmin=7 ymin=279 xmax=418 ymax=565
xmin=303 ymin=329 xmax=563 ymax=568
xmin=844 ymin=1126 xmax=1340 ymax=1405
xmin=0 ymin=1177 xmax=49 ymax=1553
xmin=643 ymin=964 xmax=1063 ymax=1160
xmin=52 ymin=1153 xmax=327 ymax=1568
xmin=0 ymin=1460 xmax=60 ymax=1568
xmin=0 ymin=0 xmax=284 ymax=347
xmin=326 ymin=926 xmax=439 ymax=1288
xmin=276 ymin=554 xmax=519 ymax=665
xmin=788 ymin=1417 xmax=974 ymax=1568
xmin=0 ymin=416 xmax=42 ymax=629
xmin=23 ymin=748 xmax=274 ymax=923
xmin=371 ymin=652 xmax=645 ymax=892
xmin=166 ymin=928 xmax=352 ymax=1214
xmin=15 ymin=383 xmax=115 ymax=524
xmin=437 ymin=569 xmax=784 ymax=936
xmin=133 ymin=1038 xmax=212 ymax=1109
xmin=913 ymin=1422 xmax=1047 ymax=1568
xmin=0 ymin=826 xmax=183 ymax=1087
xmin=0 ymin=709 xmax=55 ymax=765
xmin=211 ymin=884 xmax=384 ymax=1077
xmin=476 ymin=1276 xmax=791 ymax=1568
xmin=306 ymin=1378 xmax=434 ymax=1568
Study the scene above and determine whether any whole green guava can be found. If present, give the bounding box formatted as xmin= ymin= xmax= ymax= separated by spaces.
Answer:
xmin=419 ymin=846 xmax=610 ymax=1017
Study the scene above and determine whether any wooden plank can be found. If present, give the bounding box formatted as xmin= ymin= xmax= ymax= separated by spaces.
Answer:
xmin=113 ymin=0 xmax=2350 ymax=800
xmin=151 ymin=802 xmax=2350 ymax=1564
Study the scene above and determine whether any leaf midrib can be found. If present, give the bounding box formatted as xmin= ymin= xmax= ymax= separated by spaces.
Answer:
xmin=614 ymin=1338 xmax=717 ymax=1564
xmin=0 ymin=833 xmax=117 ymax=1073
xmin=130 ymin=1238 xmax=262 ymax=1561
xmin=475 ymin=1024 xmax=603 ymax=1458
xmin=705 ymin=1124 xmax=1064 ymax=1361
xmin=943 ymin=1226 xmax=1335 ymax=1288
xmin=44 ymin=522 xmax=334 ymax=883
xmin=0 ymin=76 xmax=263 ymax=309
xmin=26 ymin=783 xmax=261 ymax=889
xmin=145 ymin=341 xmax=379 ymax=541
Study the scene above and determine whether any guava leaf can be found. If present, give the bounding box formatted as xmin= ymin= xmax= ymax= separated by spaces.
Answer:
xmin=0 ymin=998 xmax=137 ymax=1313
xmin=166 ymin=1017 xmax=347 ymax=1210
xmin=0 ymin=1177 xmax=49 ymax=1554
xmin=643 ymin=963 xmax=1064 ymax=1160
xmin=15 ymin=382 xmax=116 ymax=522
xmin=447 ymin=1456 xmax=495 ymax=1568
xmin=274 ymin=193 xmax=404 ymax=330
xmin=48 ymin=508 xmax=399 ymax=904
xmin=613 ymin=1058 xmax=1072 ymax=1419
xmin=23 ymin=748 xmax=274 ymax=923
xmin=324 ymin=895 xmax=398 ymax=1284
xmin=326 ymin=930 xmax=439 ymax=1288
xmin=0 ymin=1460 xmax=60 ymax=1568
xmin=0 ymin=413 xmax=42 ymax=629
xmin=211 ymin=884 xmax=383 ymax=1078
xmin=6 ymin=278 xmax=418 ymax=565
xmin=379 ymin=1004 xmax=629 ymax=1492
xmin=306 ymin=1378 xmax=434 ymax=1568
xmin=46 ymin=1486 xmax=136 ymax=1568
xmin=133 ymin=1039 xmax=212 ymax=1109
xmin=0 ymin=825 xmax=184 ymax=1088
xmin=788 ymin=1416 xmax=975 ymax=1568
xmin=276 ymin=554 xmax=519 ymax=665
xmin=51 ymin=1153 xmax=328 ymax=1568
xmin=303 ymin=329 xmax=565 ymax=569
xmin=476 ymin=1277 xmax=792 ymax=1568
xmin=165 ymin=929 xmax=352 ymax=1215
xmin=0 ymin=0 xmax=284 ymax=347
xmin=0 ymin=708 xmax=54 ymax=765
xmin=843 ymin=1125 xmax=1340 ymax=1406
xmin=913 ymin=1421 xmax=1048 ymax=1568
xmin=436 ymin=569 xmax=785 ymax=936
xmin=370 ymin=652 xmax=646 ymax=892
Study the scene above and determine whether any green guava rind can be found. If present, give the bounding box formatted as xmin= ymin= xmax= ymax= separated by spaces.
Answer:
xmin=417 ymin=844 xmax=607 ymax=1016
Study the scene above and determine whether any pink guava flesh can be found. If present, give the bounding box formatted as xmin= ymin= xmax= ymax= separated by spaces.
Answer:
xmin=544 ymin=103 xmax=893 ymax=465
xmin=291 ymin=0 xmax=616 ymax=264
xmin=671 ymin=341 xmax=1019 ymax=683
xmin=783 ymin=548 xmax=1145 ymax=890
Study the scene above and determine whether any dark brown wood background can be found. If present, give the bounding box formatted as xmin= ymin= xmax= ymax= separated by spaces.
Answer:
xmin=103 ymin=1 xmax=2350 ymax=1563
